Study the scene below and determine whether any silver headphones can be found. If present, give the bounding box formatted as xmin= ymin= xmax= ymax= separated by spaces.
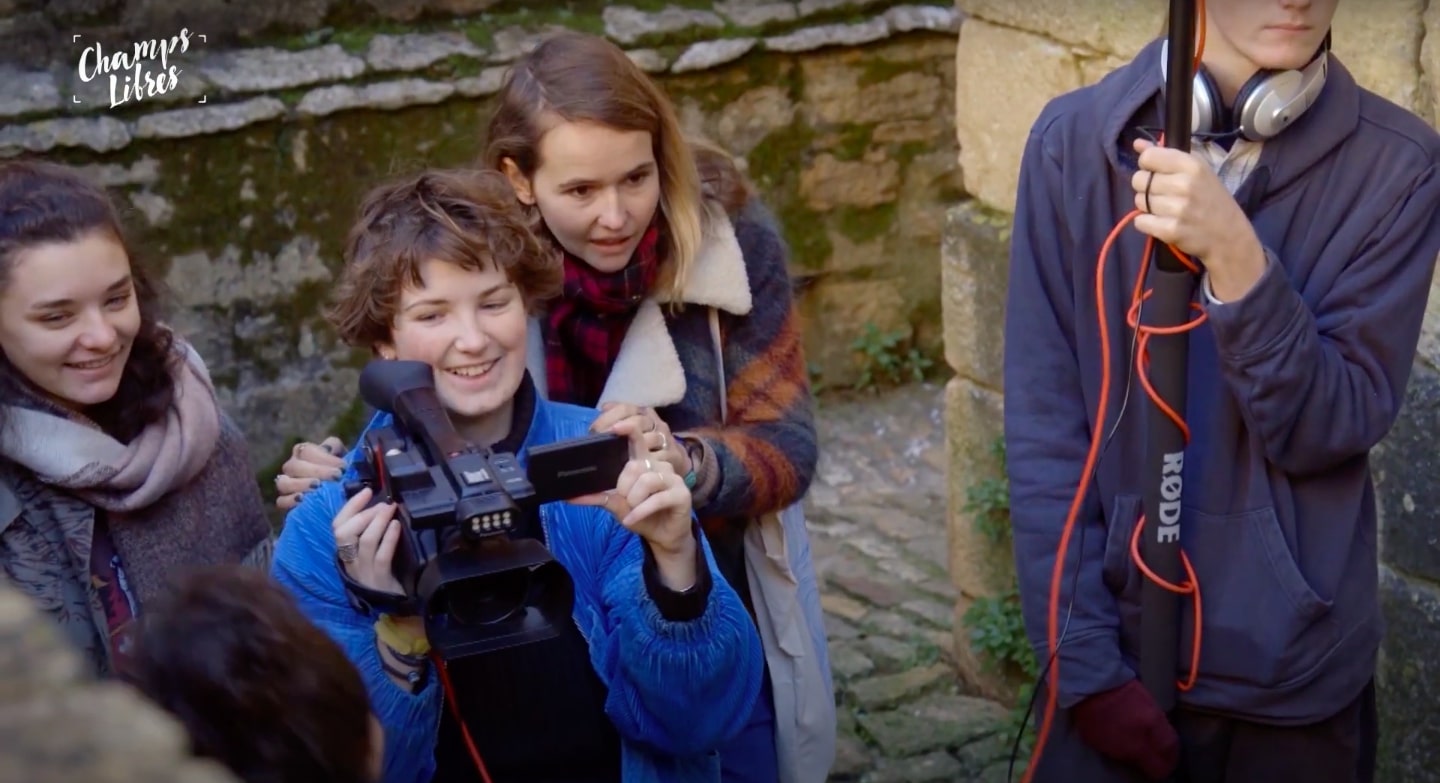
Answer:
xmin=1161 ymin=33 xmax=1330 ymax=141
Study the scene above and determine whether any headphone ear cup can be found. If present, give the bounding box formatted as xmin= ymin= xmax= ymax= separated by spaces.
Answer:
xmin=1232 ymin=69 xmax=1278 ymax=140
xmin=1191 ymin=67 xmax=1224 ymax=136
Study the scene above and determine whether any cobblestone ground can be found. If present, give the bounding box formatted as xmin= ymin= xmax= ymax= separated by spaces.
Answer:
xmin=805 ymin=381 xmax=1018 ymax=783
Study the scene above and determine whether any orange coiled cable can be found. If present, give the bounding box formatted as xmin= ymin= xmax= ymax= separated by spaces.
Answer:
xmin=1019 ymin=5 xmax=1209 ymax=776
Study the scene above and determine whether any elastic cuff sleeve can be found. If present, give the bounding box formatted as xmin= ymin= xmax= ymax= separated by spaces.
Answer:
xmin=642 ymin=520 xmax=713 ymax=622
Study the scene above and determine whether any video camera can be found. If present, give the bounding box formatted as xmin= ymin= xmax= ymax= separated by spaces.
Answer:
xmin=338 ymin=359 xmax=629 ymax=660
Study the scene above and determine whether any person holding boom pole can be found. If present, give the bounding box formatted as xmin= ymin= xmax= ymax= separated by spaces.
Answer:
xmin=1003 ymin=0 xmax=1440 ymax=781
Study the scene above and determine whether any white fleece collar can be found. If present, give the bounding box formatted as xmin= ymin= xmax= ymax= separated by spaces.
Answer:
xmin=599 ymin=211 xmax=750 ymax=407
xmin=658 ymin=208 xmax=752 ymax=315
xmin=526 ymin=211 xmax=752 ymax=409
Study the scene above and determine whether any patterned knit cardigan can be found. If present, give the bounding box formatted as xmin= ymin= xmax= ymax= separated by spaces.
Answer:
xmin=526 ymin=199 xmax=837 ymax=783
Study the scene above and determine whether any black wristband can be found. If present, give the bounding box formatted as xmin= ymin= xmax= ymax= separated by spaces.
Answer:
xmin=642 ymin=520 xmax=712 ymax=622
xmin=379 ymin=644 xmax=428 ymax=693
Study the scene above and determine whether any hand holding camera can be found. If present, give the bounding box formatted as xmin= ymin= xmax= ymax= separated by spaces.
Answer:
xmin=591 ymin=402 xmax=692 ymax=480
xmin=332 ymin=486 xmax=403 ymax=597
xmin=572 ymin=456 xmax=698 ymax=591
xmin=332 ymin=486 xmax=429 ymax=689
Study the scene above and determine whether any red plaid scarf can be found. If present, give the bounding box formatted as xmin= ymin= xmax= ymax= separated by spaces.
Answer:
xmin=543 ymin=224 xmax=662 ymax=406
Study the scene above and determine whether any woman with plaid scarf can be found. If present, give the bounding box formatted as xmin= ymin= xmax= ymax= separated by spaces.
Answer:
xmin=277 ymin=30 xmax=834 ymax=783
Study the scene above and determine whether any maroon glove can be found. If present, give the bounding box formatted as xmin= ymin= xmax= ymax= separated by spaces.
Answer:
xmin=1070 ymin=679 xmax=1180 ymax=781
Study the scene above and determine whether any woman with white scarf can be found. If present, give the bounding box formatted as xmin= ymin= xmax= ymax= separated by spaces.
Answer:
xmin=0 ymin=160 xmax=272 ymax=678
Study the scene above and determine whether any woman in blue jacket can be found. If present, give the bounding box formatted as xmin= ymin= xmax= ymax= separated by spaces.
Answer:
xmin=271 ymin=166 xmax=763 ymax=783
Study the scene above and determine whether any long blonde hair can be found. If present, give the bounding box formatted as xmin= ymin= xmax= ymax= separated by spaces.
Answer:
xmin=483 ymin=31 xmax=750 ymax=299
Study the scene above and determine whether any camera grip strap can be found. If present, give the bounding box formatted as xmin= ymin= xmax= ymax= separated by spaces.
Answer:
xmin=337 ymin=555 xmax=424 ymax=617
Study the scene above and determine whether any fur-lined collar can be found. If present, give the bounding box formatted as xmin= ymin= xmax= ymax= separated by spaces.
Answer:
xmin=528 ymin=210 xmax=750 ymax=408
xmin=656 ymin=208 xmax=752 ymax=315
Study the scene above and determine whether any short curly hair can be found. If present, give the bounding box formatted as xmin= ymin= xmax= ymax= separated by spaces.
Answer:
xmin=325 ymin=168 xmax=562 ymax=350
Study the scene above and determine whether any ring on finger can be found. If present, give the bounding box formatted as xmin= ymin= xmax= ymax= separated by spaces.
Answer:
xmin=337 ymin=541 xmax=359 ymax=563
xmin=656 ymin=432 xmax=668 ymax=452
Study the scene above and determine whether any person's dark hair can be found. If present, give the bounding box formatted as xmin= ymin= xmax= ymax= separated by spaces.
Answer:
xmin=325 ymin=166 xmax=561 ymax=350
xmin=0 ymin=159 xmax=175 ymax=442
xmin=127 ymin=565 xmax=378 ymax=783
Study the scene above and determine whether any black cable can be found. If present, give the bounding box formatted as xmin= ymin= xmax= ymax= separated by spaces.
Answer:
xmin=1005 ymin=280 xmax=1147 ymax=783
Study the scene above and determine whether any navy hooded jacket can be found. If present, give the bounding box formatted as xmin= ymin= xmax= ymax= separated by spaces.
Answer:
xmin=1004 ymin=38 xmax=1440 ymax=724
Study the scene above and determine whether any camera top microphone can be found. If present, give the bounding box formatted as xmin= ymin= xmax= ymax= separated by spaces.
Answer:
xmin=361 ymin=359 xmax=470 ymax=460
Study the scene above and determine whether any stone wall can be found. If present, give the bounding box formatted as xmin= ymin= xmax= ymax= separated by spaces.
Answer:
xmin=942 ymin=2 xmax=1440 ymax=779
xmin=0 ymin=0 xmax=963 ymax=493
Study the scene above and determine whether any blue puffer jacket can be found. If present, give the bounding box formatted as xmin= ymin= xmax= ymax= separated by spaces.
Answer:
xmin=271 ymin=397 xmax=765 ymax=783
